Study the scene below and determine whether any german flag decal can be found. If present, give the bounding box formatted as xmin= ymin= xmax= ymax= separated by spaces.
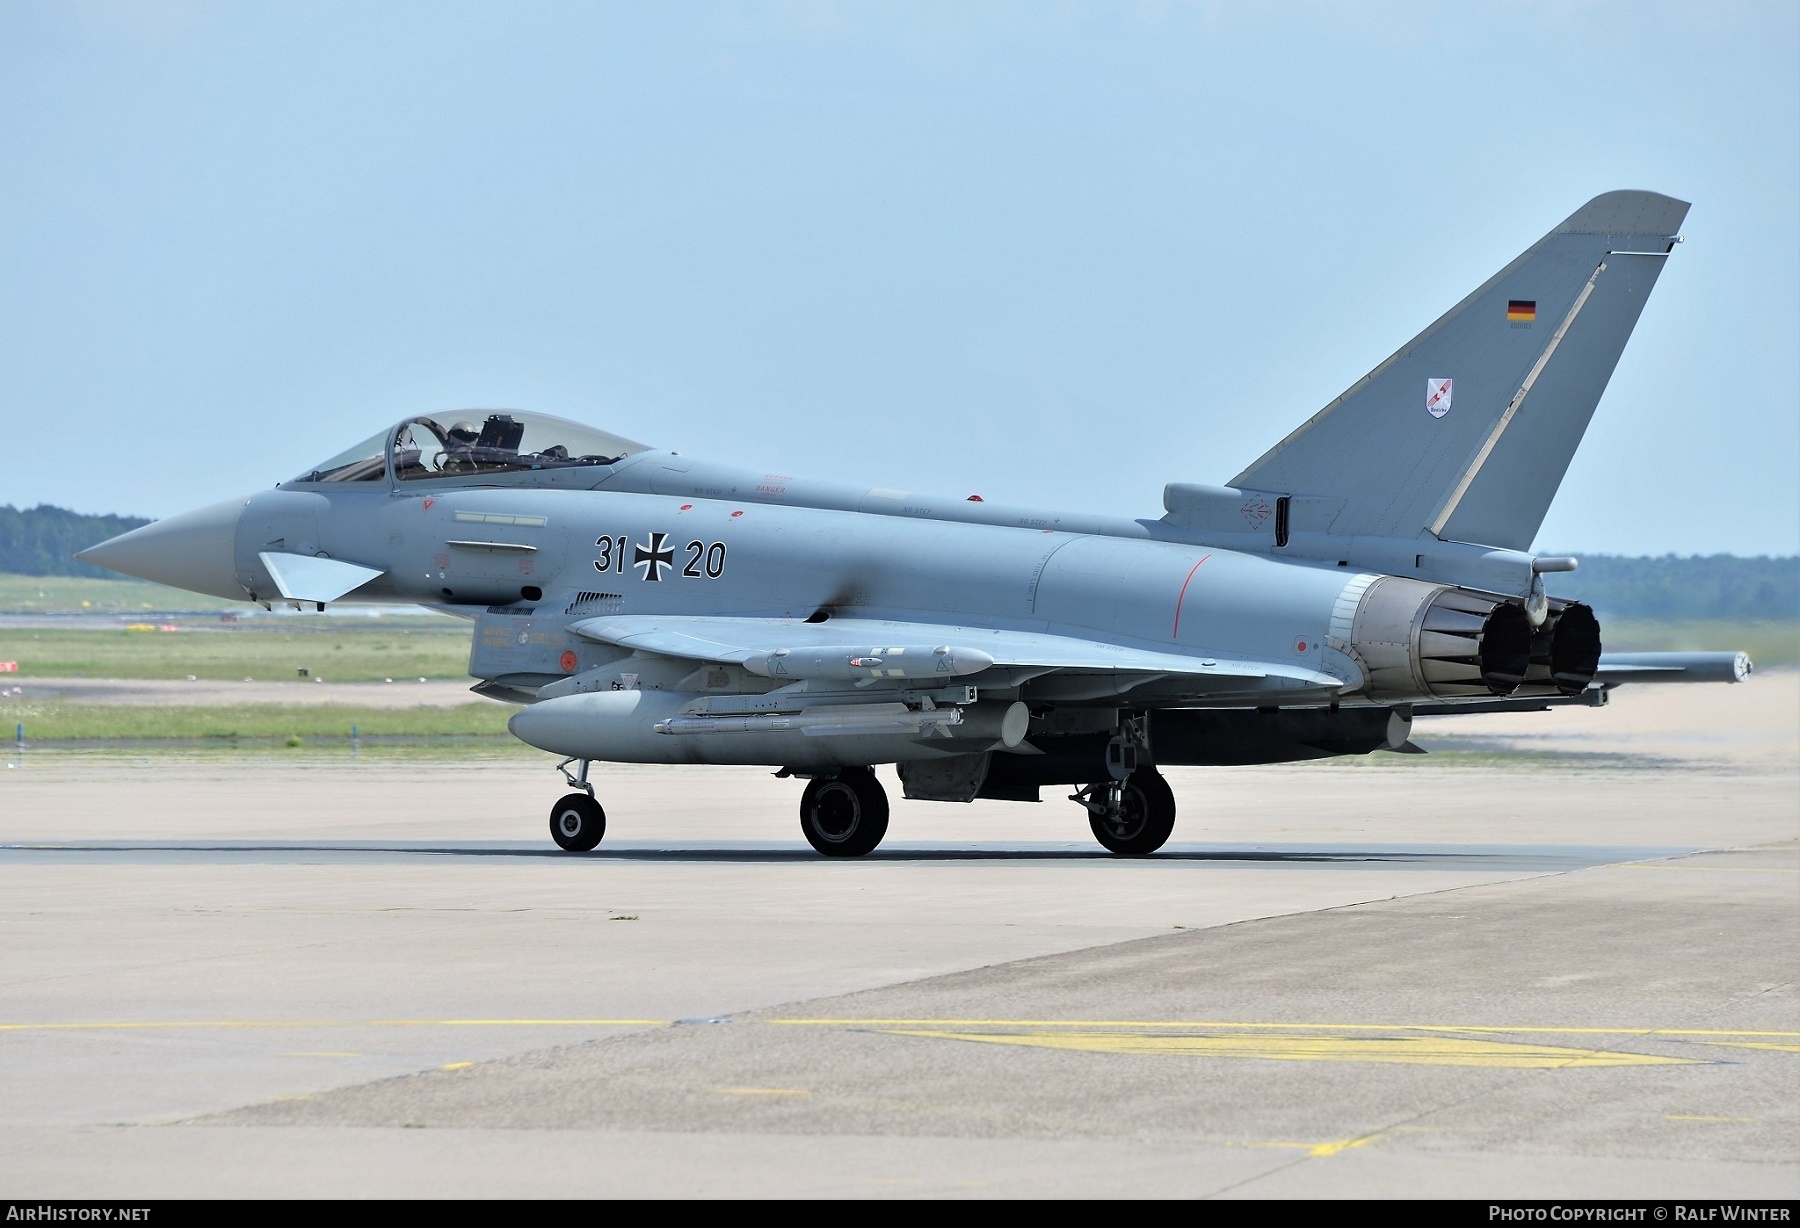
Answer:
xmin=1507 ymin=299 xmax=1537 ymax=322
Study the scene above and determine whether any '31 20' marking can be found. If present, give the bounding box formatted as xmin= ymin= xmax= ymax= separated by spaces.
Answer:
xmin=594 ymin=533 xmax=727 ymax=582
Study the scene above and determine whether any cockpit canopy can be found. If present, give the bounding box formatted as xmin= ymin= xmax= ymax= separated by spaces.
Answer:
xmin=290 ymin=410 xmax=649 ymax=486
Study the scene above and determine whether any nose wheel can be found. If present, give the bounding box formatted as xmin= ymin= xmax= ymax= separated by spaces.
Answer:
xmin=548 ymin=758 xmax=607 ymax=852
xmin=1074 ymin=767 xmax=1176 ymax=855
xmin=549 ymin=793 xmax=606 ymax=851
xmin=799 ymin=767 xmax=889 ymax=857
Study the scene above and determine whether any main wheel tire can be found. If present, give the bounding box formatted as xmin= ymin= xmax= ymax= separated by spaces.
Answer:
xmin=799 ymin=768 xmax=890 ymax=857
xmin=549 ymin=792 xmax=606 ymax=852
xmin=1087 ymin=768 xmax=1176 ymax=855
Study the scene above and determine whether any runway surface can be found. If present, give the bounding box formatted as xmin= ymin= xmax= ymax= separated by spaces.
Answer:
xmin=0 ymin=677 xmax=1795 ymax=1198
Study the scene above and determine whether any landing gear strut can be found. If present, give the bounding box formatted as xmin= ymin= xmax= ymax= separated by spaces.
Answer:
xmin=1074 ymin=766 xmax=1176 ymax=855
xmin=549 ymin=758 xmax=606 ymax=852
xmin=799 ymin=766 xmax=889 ymax=857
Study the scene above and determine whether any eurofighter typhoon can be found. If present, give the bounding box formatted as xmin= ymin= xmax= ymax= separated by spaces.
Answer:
xmin=80 ymin=191 xmax=1750 ymax=857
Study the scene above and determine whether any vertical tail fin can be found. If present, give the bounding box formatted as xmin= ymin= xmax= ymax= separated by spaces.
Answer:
xmin=1230 ymin=190 xmax=1689 ymax=551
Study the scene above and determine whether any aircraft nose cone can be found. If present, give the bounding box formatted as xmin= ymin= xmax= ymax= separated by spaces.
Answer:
xmin=75 ymin=495 xmax=250 ymax=601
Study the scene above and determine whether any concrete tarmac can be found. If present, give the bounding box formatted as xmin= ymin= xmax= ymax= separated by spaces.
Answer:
xmin=0 ymin=678 xmax=1795 ymax=1198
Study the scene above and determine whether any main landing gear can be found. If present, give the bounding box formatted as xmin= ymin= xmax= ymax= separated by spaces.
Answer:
xmin=542 ymin=756 xmax=1170 ymax=858
xmin=798 ymin=766 xmax=889 ymax=857
xmin=549 ymin=758 xmax=607 ymax=852
xmin=1073 ymin=766 xmax=1177 ymax=855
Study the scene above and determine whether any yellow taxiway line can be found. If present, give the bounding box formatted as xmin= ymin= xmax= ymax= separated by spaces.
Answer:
xmin=6 ymin=1015 xmax=1788 ymax=1069
xmin=766 ymin=1018 xmax=1800 ymax=1038
xmin=3 ymin=1017 xmax=1795 ymax=1038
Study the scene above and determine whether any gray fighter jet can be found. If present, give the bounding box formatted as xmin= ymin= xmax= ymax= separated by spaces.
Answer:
xmin=79 ymin=189 xmax=1750 ymax=857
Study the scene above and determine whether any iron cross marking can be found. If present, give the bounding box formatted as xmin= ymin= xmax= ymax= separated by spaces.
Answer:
xmin=633 ymin=532 xmax=675 ymax=582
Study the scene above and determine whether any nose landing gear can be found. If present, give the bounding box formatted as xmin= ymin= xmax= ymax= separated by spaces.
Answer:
xmin=1073 ymin=766 xmax=1176 ymax=855
xmin=549 ymin=758 xmax=606 ymax=852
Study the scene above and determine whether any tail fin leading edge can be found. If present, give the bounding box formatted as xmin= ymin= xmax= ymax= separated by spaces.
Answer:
xmin=1229 ymin=190 xmax=1689 ymax=552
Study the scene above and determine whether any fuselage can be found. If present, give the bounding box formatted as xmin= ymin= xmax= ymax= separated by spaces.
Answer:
xmin=233 ymin=479 xmax=1363 ymax=689
xmin=77 ymin=418 xmax=1595 ymax=776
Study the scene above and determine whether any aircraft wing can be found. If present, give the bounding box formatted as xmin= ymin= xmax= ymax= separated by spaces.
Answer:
xmin=568 ymin=613 xmax=1343 ymax=700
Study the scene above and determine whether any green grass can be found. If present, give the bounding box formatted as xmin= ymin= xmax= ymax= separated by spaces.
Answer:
xmin=0 ymin=572 xmax=248 ymax=613
xmin=0 ymin=700 xmax=514 ymax=741
xmin=9 ymin=740 xmax=539 ymax=761
xmin=0 ymin=568 xmax=475 ymax=680
xmin=1600 ymin=619 xmax=1800 ymax=667
xmin=0 ymin=622 xmax=475 ymax=681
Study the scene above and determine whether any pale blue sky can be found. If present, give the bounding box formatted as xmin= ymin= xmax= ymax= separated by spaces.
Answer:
xmin=3 ymin=1 xmax=1795 ymax=554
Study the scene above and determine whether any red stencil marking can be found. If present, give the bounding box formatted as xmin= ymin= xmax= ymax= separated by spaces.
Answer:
xmin=1171 ymin=554 xmax=1213 ymax=639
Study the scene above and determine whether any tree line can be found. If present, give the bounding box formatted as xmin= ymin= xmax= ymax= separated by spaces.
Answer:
xmin=0 ymin=504 xmax=150 ymax=580
xmin=1548 ymin=552 xmax=1798 ymax=622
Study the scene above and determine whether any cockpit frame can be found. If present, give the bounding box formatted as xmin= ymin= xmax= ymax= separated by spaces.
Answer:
xmin=284 ymin=409 xmax=650 ymax=492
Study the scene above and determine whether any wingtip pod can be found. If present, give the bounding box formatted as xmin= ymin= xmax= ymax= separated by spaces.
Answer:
xmin=1554 ymin=190 xmax=1689 ymax=238
xmin=1596 ymin=650 xmax=1753 ymax=684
